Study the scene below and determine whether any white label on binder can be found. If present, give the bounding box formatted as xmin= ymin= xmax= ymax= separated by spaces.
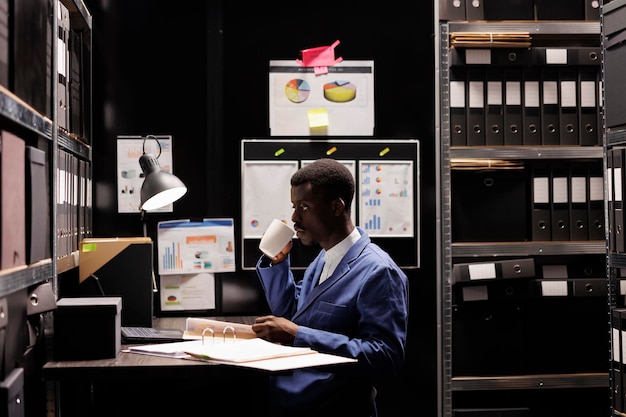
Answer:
xmin=546 ymin=48 xmax=568 ymax=64
xmin=465 ymin=49 xmax=491 ymax=65
xmin=533 ymin=177 xmax=550 ymax=203
xmin=540 ymin=280 xmax=568 ymax=296
xmin=468 ymin=263 xmax=496 ymax=280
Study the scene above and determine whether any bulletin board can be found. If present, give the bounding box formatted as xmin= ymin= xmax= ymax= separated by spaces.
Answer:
xmin=241 ymin=138 xmax=420 ymax=270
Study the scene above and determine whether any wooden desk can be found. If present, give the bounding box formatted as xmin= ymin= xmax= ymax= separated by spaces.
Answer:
xmin=43 ymin=317 xmax=269 ymax=417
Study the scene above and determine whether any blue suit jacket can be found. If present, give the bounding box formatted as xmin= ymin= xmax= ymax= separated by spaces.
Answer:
xmin=256 ymin=227 xmax=409 ymax=415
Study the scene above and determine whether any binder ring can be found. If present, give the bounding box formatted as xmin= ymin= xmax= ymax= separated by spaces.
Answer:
xmin=223 ymin=325 xmax=236 ymax=343
xmin=201 ymin=327 xmax=215 ymax=345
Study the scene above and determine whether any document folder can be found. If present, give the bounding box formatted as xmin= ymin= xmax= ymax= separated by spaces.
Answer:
xmin=440 ymin=0 xmax=466 ymax=20
xmin=531 ymin=161 xmax=552 ymax=241
xmin=559 ymin=67 xmax=579 ymax=145
xmin=612 ymin=308 xmax=624 ymax=413
xmin=485 ymin=69 xmax=504 ymax=146
xmin=503 ymin=69 xmax=523 ymax=145
xmin=540 ymin=67 xmax=560 ymax=145
xmin=1 ymin=130 xmax=25 ymax=269
xmin=25 ymin=146 xmax=49 ymax=264
xmin=569 ymin=161 xmax=589 ymax=241
xmin=466 ymin=68 xmax=485 ymax=146
xmin=615 ymin=148 xmax=625 ymax=252
xmin=551 ymin=161 xmax=571 ymax=241
xmin=77 ymin=237 xmax=153 ymax=327
xmin=522 ymin=68 xmax=541 ymax=146
xmin=465 ymin=0 xmax=484 ymax=20
xmin=450 ymin=67 xmax=467 ymax=146
xmin=587 ymin=160 xmax=605 ymax=241
xmin=578 ymin=66 xmax=600 ymax=146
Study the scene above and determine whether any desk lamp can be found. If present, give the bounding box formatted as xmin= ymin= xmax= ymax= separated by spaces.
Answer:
xmin=139 ymin=135 xmax=187 ymax=212
xmin=138 ymin=135 xmax=187 ymax=292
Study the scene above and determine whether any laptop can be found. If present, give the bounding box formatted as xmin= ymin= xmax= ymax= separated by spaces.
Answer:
xmin=121 ymin=326 xmax=185 ymax=344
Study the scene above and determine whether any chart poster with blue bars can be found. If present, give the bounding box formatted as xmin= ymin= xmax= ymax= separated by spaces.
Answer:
xmin=157 ymin=219 xmax=236 ymax=274
xmin=358 ymin=161 xmax=414 ymax=237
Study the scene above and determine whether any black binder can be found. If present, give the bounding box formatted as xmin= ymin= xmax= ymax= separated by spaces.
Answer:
xmin=531 ymin=160 xmax=552 ymax=241
xmin=503 ymin=69 xmax=523 ymax=145
xmin=559 ymin=67 xmax=579 ymax=145
xmin=613 ymin=308 xmax=624 ymax=414
xmin=587 ymin=160 xmax=605 ymax=241
xmin=465 ymin=0 xmax=484 ymax=20
xmin=551 ymin=161 xmax=571 ymax=241
xmin=615 ymin=148 xmax=625 ymax=252
xmin=466 ymin=68 xmax=485 ymax=146
xmin=485 ymin=68 xmax=504 ymax=146
xmin=569 ymin=161 xmax=589 ymax=241
xmin=25 ymin=146 xmax=50 ymax=264
xmin=522 ymin=68 xmax=541 ymax=146
xmin=540 ymin=67 xmax=560 ymax=146
xmin=584 ymin=0 xmax=600 ymax=20
xmin=484 ymin=0 xmax=533 ymax=20
xmin=578 ymin=66 xmax=600 ymax=146
xmin=450 ymin=67 xmax=467 ymax=146
xmin=535 ymin=0 xmax=584 ymax=19
xmin=609 ymin=149 xmax=617 ymax=251
xmin=440 ymin=0 xmax=466 ymax=20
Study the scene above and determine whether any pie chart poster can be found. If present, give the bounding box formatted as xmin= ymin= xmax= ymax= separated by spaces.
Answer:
xmin=269 ymin=60 xmax=374 ymax=136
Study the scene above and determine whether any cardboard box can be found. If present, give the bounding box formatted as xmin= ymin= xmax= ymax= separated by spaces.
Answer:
xmin=54 ymin=297 xmax=122 ymax=360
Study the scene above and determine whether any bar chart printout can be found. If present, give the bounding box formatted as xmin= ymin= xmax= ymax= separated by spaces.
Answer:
xmin=157 ymin=219 xmax=236 ymax=274
xmin=358 ymin=161 xmax=414 ymax=237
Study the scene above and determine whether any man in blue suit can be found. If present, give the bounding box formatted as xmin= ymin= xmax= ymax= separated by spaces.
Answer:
xmin=253 ymin=158 xmax=409 ymax=417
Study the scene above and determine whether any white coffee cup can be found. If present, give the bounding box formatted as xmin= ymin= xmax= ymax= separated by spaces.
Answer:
xmin=259 ymin=219 xmax=295 ymax=258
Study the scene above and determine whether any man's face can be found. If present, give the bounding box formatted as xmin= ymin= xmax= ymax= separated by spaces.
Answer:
xmin=290 ymin=182 xmax=335 ymax=248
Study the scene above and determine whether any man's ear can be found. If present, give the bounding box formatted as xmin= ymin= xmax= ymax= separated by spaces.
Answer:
xmin=333 ymin=198 xmax=346 ymax=214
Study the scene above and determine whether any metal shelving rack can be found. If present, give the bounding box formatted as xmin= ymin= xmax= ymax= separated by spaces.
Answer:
xmin=437 ymin=18 xmax=607 ymax=417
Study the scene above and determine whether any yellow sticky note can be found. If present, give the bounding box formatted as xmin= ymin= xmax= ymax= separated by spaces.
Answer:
xmin=307 ymin=108 xmax=329 ymax=129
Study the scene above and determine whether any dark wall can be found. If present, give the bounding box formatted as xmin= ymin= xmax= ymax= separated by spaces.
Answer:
xmin=84 ymin=1 xmax=436 ymax=415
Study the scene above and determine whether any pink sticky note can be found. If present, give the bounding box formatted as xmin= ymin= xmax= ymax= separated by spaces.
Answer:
xmin=296 ymin=40 xmax=343 ymax=69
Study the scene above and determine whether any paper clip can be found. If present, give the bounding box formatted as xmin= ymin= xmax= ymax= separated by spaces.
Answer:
xmin=201 ymin=327 xmax=214 ymax=345
xmin=223 ymin=325 xmax=236 ymax=343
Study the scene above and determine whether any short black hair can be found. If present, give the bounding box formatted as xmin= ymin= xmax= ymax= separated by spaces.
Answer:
xmin=291 ymin=158 xmax=355 ymax=209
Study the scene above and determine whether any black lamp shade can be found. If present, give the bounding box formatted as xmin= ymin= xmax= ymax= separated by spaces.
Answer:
xmin=139 ymin=153 xmax=187 ymax=211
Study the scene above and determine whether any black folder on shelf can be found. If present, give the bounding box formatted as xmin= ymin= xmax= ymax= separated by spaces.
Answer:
xmin=485 ymin=68 xmax=504 ymax=146
xmin=621 ymin=308 xmax=626 ymax=413
xmin=491 ymin=48 xmax=532 ymax=66
xmin=569 ymin=161 xmax=589 ymax=241
xmin=578 ymin=66 xmax=601 ymax=146
xmin=503 ymin=68 xmax=523 ymax=145
xmin=450 ymin=67 xmax=467 ymax=146
xmin=440 ymin=0 xmax=466 ymax=20
xmin=535 ymin=0 xmax=585 ymax=19
xmin=615 ymin=148 xmax=625 ymax=252
xmin=453 ymin=258 xmax=535 ymax=283
xmin=612 ymin=308 xmax=624 ymax=413
xmin=25 ymin=146 xmax=50 ymax=264
xmin=609 ymin=148 xmax=617 ymax=251
xmin=584 ymin=0 xmax=600 ymax=20
xmin=466 ymin=68 xmax=485 ymax=146
xmin=451 ymin=167 xmax=528 ymax=242
xmin=588 ymin=159 xmax=605 ymax=241
xmin=540 ymin=67 xmax=561 ymax=146
xmin=559 ymin=67 xmax=579 ymax=145
xmin=483 ymin=0 xmax=533 ymax=20
xmin=531 ymin=160 xmax=552 ymax=241
xmin=522 ymin=68 xmax=541 ymax=146
xmin=465 ymin=0 xmax=484 ymax=20
xmin=551 ymin=160 xmax=571 ymax=241
xmin=56 ymin=1 xmax=70 ymax=131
